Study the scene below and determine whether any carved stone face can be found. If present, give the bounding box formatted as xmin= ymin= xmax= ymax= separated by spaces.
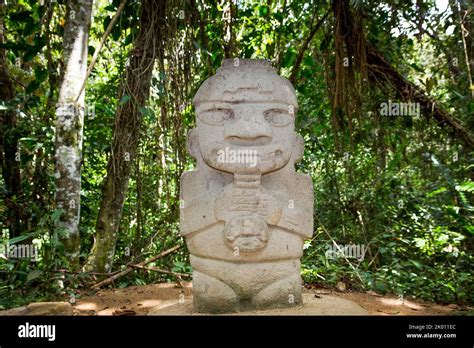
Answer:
xmin=193 ymin=59 xmax=299 ymax=175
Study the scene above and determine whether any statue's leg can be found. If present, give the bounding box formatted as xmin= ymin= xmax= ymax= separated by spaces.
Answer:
xmin=252 ymin=268 xmax=302 ymax=309
xmin=192 ymin=270 xmax=238 ymax=313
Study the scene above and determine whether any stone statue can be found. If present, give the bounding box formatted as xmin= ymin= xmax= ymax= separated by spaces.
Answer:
xmin=180 ymin=59 xmax=313 ymax=313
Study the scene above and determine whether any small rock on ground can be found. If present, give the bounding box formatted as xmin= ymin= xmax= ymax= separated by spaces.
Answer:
xmin=0 ymin=302 xmax=73 ymax=316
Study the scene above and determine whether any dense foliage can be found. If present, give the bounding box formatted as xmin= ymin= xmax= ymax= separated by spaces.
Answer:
xmin=0 ymin=0 xmax=472 ymax=309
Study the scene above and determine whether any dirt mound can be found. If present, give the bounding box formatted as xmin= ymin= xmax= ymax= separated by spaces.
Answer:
xmin=149 ymin=293 xmax=368 ymax=315
xmin=70 ymin=282 xmax=470 ymax=316
xmin=74 ymin=283 xmax=193 ymax=316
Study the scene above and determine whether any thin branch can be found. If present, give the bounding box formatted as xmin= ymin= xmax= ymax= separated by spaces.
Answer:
xmin=455 ymin=0 xmax=474 ymax=98
xmin=275 ymin=0 xmax=287 ymax=74
xmin=75 ymin=0 xmax=128 ymax=103
xmin=314 ymin=215 xmax=366 ymax=286
xmin=189 ymin=0 xmax=212 ymax=75
xmin=289 ymin=9 xmax=330 ymax=84
xmin=130 ymin=264 xmax=190 ymax=278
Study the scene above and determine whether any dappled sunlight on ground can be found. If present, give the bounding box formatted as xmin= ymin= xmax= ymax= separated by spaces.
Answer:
xmin=74 ymin=283 xmax=192 ymax=316
xmin=74 ymin=302 xmax=98 ymax=311
xmin=71 ymin=282 xmax=471 ymax=316
xmin=377 ymin=297 xmax=424 ymax=311
xmin=328 ymin=290 xmax=467 ymax=315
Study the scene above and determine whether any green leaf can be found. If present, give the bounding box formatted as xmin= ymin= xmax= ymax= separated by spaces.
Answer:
xmin=455 ymin=181 xmax=474 ymax=192
xmin=8 ymin=234 xmax=32 ymax=244
xmin=118 ymin=282 xmax=128 ymax=288
xmin=104 ymin=4 xmax=116 ymax=12
xmin=88 ymin=45 xmax=95 ymax=57
xmin=274 ymin=12 xmax=284 ymax=22
xmin=427 ymin=186 xmax=447 ymax=197
xmin=25 ymin=80 xmax=40 ymax=93
xmin=10 ymin=11 xmax=33 ymax=21
xmin=103 ymin=16 xmax=112 ymax=32
xmin=119 ymin=95 xmax=131 ymax=105
xmin=410 ymin=260 xmax=423 ymax=270
xmin=34 ymin=68 xmax=48 ymax=82
xmin=23 ymin=18 xmax=39 ymax=36
xmin=410 ymin=63 xmax=424 ymax=73
xmin=425 ymin=77 xmax=435 ymax=94
xmin=281 ymin=48 xmax=296 ymax=68
xmin=111 ymin=26 xmax=121 ymax=41
xmin=124 ymin=33 xmax=134 ymax=46
xmin=27 ymin=270 xmax=43 ymax=282
xmin=258 ymin=5 xmax=269 ymax=17
xmin=139 ymin=107 xmax=155 ymax=121
xmin=320 ymin=35 xmax=332 ymax=51
xmin=51 ymin=210 xmax=62 ymax=223
xmin=19 ymin=137 xmax=38 ymax=151
xmin=23 ymin=49 xmax=38 ymax=63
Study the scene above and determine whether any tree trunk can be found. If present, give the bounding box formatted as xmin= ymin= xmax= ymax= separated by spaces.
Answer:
xmin=223 ymin=0 xmax=237 ymax=58
xmin=189 ymin=0 xmax=213 ymax=75
xmin=32 ymin=2 xmax=58 ymax=227
xmin=449 ymin=0 xmax=474 ymax=94
xmin=0 ymin=0 xmax=22 ymax=238
xmin=85 ymin=0 xmax=165 ymax=273
xmin=289 ymin=9 xmax=330 ymax=84
xmin=54 ymin=0 xmax=93 ymax=264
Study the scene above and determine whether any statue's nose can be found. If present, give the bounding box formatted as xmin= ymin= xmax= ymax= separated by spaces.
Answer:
xmin=224 ymin=114 xmax=272 ymax=145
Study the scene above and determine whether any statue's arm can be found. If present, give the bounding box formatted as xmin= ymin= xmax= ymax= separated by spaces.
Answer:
xmin=180 ymin=171 xmax=220 ymax=236
xmin=274 ymin=173 xmax=314 ymax=239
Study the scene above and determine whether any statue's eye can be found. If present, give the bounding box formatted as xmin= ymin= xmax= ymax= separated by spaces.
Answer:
xmin=264 ymin=109 xmax=292 ymax=126
xmin=198 ymin=108 xmax=234 ymax=125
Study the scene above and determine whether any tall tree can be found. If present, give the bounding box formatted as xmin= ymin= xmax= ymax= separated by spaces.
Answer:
xmin=223 ymin=0 xmax=238 ymax=58
xmin=54 ymin=0 xmax=93 ymax=264
xmin=449 ymin=0 xmax=474 ymax=98
xmin=86 ymin=0 xmax=165 ymax=273
xmin=0 ymin=0 xmax=22 ymax=238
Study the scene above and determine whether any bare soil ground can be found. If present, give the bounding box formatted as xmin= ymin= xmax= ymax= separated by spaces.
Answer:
xmin=72 ymin=282 xmax=472 ymax=316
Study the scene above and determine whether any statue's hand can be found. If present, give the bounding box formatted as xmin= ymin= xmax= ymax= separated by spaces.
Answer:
xmin=214 ymin=184 xmax=282 ymax=225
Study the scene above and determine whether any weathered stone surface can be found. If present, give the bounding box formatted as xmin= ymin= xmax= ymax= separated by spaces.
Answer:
xmin=0 ymin=302 xmax=73 ymax=316
xmin=180 ymin=59 xmax=313 ymax=313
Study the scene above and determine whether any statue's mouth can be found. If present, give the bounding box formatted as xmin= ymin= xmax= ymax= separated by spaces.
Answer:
xmin=224 ymin=136 xmax=272 ymax=147
xmin=201 ymin=141 xmax=291 ymax=175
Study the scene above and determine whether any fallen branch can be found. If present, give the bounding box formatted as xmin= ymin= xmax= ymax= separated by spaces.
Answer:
xmin=91 ymin=245 xmax=181 ymax=289
xmin=130 ymin=264 xmax=190 ymax=278
xmin=53 ymin=269 xmax=121 ymax=276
